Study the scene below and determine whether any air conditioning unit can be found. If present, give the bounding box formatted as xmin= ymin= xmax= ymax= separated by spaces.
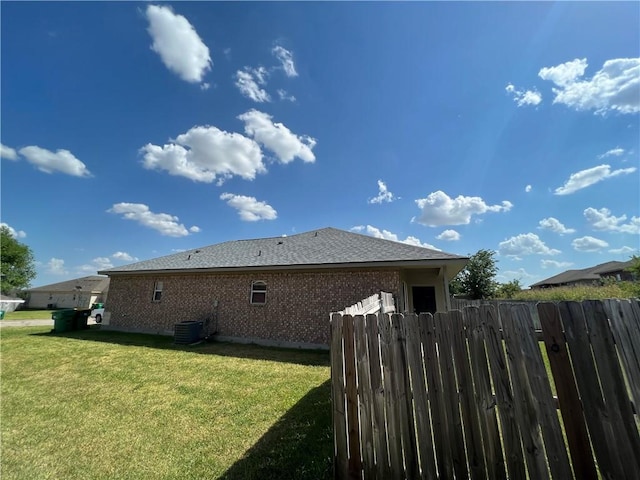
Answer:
xmin=174 ymin=321 xmax=203 ymax=345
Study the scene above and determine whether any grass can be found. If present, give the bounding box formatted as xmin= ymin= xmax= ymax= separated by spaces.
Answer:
xmin=0 ymin=327 xmax=332 ymax=480
xmin=2 ymin=309 xmax=57 ymax=320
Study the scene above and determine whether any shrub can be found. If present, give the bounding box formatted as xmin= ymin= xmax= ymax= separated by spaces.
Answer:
xmin=510 ymin=282 xmax=640 ymax=302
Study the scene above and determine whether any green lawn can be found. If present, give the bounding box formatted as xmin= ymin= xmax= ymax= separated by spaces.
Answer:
xmin=1 ymin=327 xmax=332 ymax=480
xmin=3 ymin=309 xmax=56 ymax=320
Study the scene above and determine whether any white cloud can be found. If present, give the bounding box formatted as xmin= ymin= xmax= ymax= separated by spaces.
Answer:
xmin=1 ymin=222 xmax=26 ymax=239
xmin=112 ymin=252 xmax=138 ymax=262
xmin=413 ymin=191 xmax=512 ymax=226
xmin=140 ymin=125 xmax=264 ymax=184
xmin=505 ymin=83 xmax=542 ymax=106
xmin=598 ymin=147 xmax=625 ymax=159
xmin=436 ymin=229 xmax=461 ymax=241
xmin=538 ymin=217 xmax=576 ymax=235
xmin=538 ymin=57 xmax=640 ymax=114
xmin=351 ymin=225 xmax=440 ymax=250
xmin=46 ymin=258 xmax=67 ymax=275
xmin=1 ymin=143 xmax=18 ymax=160
xmin=238 ymin=109 xmax=316 ymax=164
xmin=554 ymin=164 xmax=636 ymax=195
xmin=76 ymin=256 xmax=114 ymax=274
xmin=572 ymin=236 xmax=609 ymax=252
xmin=609 ymin=246 xmax=636 ymax=255
xmin=107 ymin=203 xmax=198 ymax=237
xmin=189 ymin=226 xmax=201 ymax=233
xmin=235 ymin=68 xmax=271 ymax=103
xmin=200 ymin=82 xmax=210 ymax=91
xmin=541 ymin=259 xmax=574 ymax=269
xmin=272 ymin=45 xmax=298 ymax=77
xmin=220 ymin=193 xmax=277 ymax=221
xmin=499 ymin=268 xmax=536 ymax=281
xmin=369 ymin=180 xmax=396 ymax=204
xmin=18 ymin=146 xmax=91 ymax=177
xmin=584 ymin=207 xmax=640 ymax=234
xmin=145 ymin=4 xmax=211 ymax=84
xmin=539 ymin=58 xmax=588 ymax=87
xmin=277 ymin=89 xmax=296 ymax=102
xmin=525 ymin=185 xmax=532 ymax=193
xmin=499 ymin=233 xmax=561 ymax=257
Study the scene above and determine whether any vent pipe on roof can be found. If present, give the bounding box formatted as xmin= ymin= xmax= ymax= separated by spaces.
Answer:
xmin=258 ymin=250 xmax=261 ymax=256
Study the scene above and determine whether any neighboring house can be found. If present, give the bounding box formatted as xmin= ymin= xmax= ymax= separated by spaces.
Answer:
xmin=24 ymin=276 xmax=110 ymax=309
xmin=0 ymin=294 xmax=26 ymax=313
xmin=530 ymin=260 xmax=635 ymax=289
xmin=98 ymin=227 xmax=468 ymax=348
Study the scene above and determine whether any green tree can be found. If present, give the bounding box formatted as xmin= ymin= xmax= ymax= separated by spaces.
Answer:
xmin=495 ymin=279 xmax=522 ymax=299
xmin=452 ymin=249 xmax=498 ymax=300
xmin=1 ymin=226 xmax=36 ymax=294
xmin=625 ymin=255 xmax=640 ymax=280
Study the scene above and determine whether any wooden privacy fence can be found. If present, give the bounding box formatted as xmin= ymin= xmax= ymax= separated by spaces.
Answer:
xmin=339 ymin=292 xmax=396 ymax=316
xmin=330 ymin=299 xmax=640 ymax=479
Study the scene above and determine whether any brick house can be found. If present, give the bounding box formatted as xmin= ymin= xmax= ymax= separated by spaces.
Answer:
xmin=98 ymin=228 xmax=468 ymax=348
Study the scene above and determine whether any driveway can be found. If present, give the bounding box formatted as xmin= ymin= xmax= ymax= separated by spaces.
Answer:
xmin=0 ymin=318 xmax=98 ymax=328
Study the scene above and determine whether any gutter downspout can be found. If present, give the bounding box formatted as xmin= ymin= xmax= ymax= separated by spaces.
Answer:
xmin=440 ymin=266 xmax=451 ymax=311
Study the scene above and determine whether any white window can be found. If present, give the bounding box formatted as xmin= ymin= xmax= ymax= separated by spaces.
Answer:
xmin=153 ymin=281 xmax=163 ymax=302
xmin=250 ymin=281 xmax=267 ymax=305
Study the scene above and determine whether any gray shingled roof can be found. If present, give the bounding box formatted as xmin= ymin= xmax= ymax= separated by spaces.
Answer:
xmin=100 ymin=227 xmax=468 ymax=275
xmin=530 ymin=260 xmax=633 ymax=287
xmin=26 ymin=275 xmax=110 ymax=292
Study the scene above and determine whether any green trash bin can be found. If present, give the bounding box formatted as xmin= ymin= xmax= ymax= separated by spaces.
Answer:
xmin=52 ymin=309 xmax=76 ymax=333
xmin=0 ymin=310 xmax=5 ymax=320
xmin=74 ymin=309 xmax=92 ymax=330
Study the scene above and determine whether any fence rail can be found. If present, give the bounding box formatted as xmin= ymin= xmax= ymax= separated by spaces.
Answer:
xmin=330 ymin=299 xmax=640 ymax=479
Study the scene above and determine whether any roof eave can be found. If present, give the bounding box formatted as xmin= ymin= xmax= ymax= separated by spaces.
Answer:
xmin=99 ymin=257 xmax=469 ymax=276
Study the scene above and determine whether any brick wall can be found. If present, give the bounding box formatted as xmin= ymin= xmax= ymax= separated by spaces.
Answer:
xmin=105 ymin=268 xmax=401 ymax=345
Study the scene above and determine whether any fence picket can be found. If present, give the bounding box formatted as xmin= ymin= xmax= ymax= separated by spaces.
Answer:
xmin=391 ymin=314 xmax=418 ymax=479
xmin=450 ymin=310 xmax=486 ymax=480
xmin=558 ymin=301 xmax=624 ymax=479
xmin=603 ymin=299 xmax=640 ymax=417
xmin=499 ymin=304 xmax=549 ymax=479
xmin=421 ymin=312 xmax=452 ymax=479
xmin=537 ymin=302 xmax=597 ymax=480
xmin=404 ymin=313 xmax=437 ymax=479
xmin=582 ymin=300 xmax=640 ymax=478
xmin=464 ymin=307 xmax=506 ymax=479
xmin=343 ymin=315 xmax=362 ymax=479
xmin=435 ymin=312 xmax=468 ymax=480
xmin=354 ymin=314 xmax=375 ymax=480
xmin=379 ymin=313 xmax=404 ymax=479
xmin=330 ymin=313 xmax=348 ymax=480
xmin=365 ymin=313 xmax=389 ymax=478
xmin=510 ymin=304 xmax=572 ymax=480
xmin=481 ymin=305 xmax=526 ymax=480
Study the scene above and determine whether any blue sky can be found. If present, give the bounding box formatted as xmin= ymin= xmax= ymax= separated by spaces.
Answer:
xmin=2 ymin=2 xmax=639 ymax=289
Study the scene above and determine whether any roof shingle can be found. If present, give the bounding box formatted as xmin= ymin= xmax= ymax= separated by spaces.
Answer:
xmin=100 ymin=227 xmax=467 ymax=274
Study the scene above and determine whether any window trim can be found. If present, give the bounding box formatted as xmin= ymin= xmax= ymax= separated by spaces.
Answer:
xmin=152 ymin=281 xmax=163 ymax=302
xmin=250 ymin=281 xmax=267 ymax=305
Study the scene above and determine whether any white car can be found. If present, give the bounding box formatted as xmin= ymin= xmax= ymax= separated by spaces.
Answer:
xmin=91 ymin=305 xmax=105 ymax=323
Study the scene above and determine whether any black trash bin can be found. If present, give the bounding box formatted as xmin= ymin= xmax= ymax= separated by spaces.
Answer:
xmin=174 ymin=321 xmax=203 ymax=344
xmin=74 ymin=309 xmax=92 ymax=330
